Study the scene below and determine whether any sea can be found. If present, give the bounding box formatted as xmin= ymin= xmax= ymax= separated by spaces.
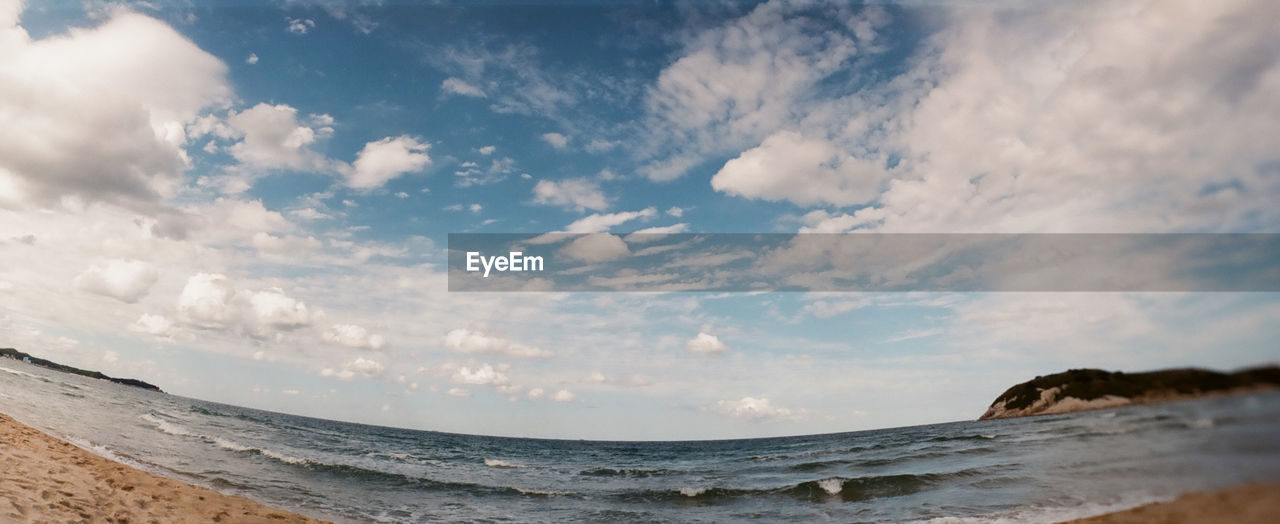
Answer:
xmin=3 ymin=359 xmax=1280 ymax=523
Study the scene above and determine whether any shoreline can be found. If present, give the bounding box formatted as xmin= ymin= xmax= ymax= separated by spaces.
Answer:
xmin=1061 ymin=482 xmax=1280 ymax=523
xmin=0 ymin=412 xmax=325 ymax=523
xmin=2 ymin=407 xmax=1278 ymax=523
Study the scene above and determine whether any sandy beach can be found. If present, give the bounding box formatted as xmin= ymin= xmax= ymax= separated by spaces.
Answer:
xmin=3 ymin=407 xmax=1279 ymax=523
xmin=0 ymin=412 xmax=324 ymax=523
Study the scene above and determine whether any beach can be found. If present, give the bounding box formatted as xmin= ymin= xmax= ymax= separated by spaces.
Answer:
xmin=0 ymin=412 xmax=323 ymax=523
xmin=1063 ymin=482 xmax=1280 ymax=523
xmin=3 ymin=412 xmax=1279 ymax=524
xmin=4 ymin=357 xmax=1280 ymax=523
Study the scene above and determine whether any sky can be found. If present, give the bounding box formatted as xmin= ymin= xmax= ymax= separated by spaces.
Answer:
xmin=1 ymin=0 xmax=1278 ymax=440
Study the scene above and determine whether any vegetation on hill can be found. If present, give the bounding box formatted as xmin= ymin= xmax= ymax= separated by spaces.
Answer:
xmin=0 ymin=347 xmax=163 ymax=393
xmin=980 ymin=366 xmax=1280 ymax=420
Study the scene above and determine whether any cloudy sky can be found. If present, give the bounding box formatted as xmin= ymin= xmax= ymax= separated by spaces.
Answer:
xmin=1 ymin=0 xmax=1277 ymax=439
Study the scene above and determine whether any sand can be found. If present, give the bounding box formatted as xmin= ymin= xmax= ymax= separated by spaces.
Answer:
xmin=1063 ymin=482 xmax=1280 ymax=524
xmin=0 ymin=412 xmax=325 ymax=523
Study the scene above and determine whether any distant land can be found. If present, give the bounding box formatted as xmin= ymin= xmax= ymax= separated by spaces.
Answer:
xmin=0 ymin=347 xmax=163 ymax=393
xmin=980 ymin=366 xmax=1280 ymax=420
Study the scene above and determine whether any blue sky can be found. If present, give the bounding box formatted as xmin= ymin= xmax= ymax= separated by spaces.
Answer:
xmin=1 ymin=0 xmax=1278 ymax=439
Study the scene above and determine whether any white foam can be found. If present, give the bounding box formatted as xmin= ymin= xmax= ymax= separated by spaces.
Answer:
xmin=909 ymin=492 xmax=1173 ymax=523
xmin=484 ymin=458 xmax=519 ymax=468
xmin=140 ymin=414 xmax=194 ymax=437
xmin=1186 ymin=417 xmax=1214 ymax=429
xmin=678 ymin=486 xmax=709 ymax=497
xmin=259 ymin=448 xmax=309 ymax=465
xmin=0 ymin=366 xmax=35 ymax=377
xmin=212 ymin=436 xmax=253 ymax=452
xmin=818 ymin=477 xmax=844 ymax=495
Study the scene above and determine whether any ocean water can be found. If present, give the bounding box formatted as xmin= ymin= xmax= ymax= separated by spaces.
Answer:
xmin=3 ymin=360 xmax=1280 ymax=523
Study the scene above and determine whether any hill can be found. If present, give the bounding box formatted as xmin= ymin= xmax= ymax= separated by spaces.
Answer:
xmin=0 ymin=347 xmax=163 ymax=393
xmin=979 ymin=366 xmax=1280 ymax=420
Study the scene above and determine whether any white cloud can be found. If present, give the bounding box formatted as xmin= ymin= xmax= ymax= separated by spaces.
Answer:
xmin=443 ymin=328 xmax=553 ymax=358
xmin=564 ymin=207 xmax=657 ymax=234
xmin=560 ymin=233 xmax=629 ymax=263
xmin=448 ymin=387 xmax=472 ymax=398
xmin=345 ymin=135 xmax=431 ymax=189
xmin=102 ymin=350 xmax=119 ymax=364
xmin=245 ymin=53 xmax=258 ymax=65
xmin=711 ymin=130 xmax=883 ymax=206
xmin=541 ymin=132 xmax=569 ymax=149
xmin=532 ymin=178 xmax=609 ymax=212
xmin=0 ymin=7 xmax=230 ymax=210
xmin=802 ymin=299 xmax=869 ymax=319
xmin=551 ymin=389 xmax=575 ymax=403
xmin=323 ymin=323 xmax=387 ymax=350
xmin=627 ymin=223 xmax=688 ymax=237
xmin=712 ymin=397 xmax=800 ymax=421
xmin=527 ymin=387 xmax=545 ymax=399
xmin=321 ymin=357 xmax=384 ymax=380
xmin=176 ymin=273 xmax=237 ymax=329
xmin=469 ymin=203 xmax=483 ymax=213
xmin=452 ymin=363 xmax=510 ymax=386
xmin=686 ymin=331 xmax=728 ymax=355
xmin=225 ymin=103 xmax=332 ymax=172
xmin=249 ymin=288 xmax=310 ymax=330
xmin=286 ymin=18 xmax=315 ymax=35
xmin=441 ymin=77 xmax=485 ymax=98
xmin=641 ymin=2 xmax=885 ymax=181
xmin=666 ymin=206 xmax=684 ymax=218
xmin=130 ymin=313 xmax=173 ymax=337
xmin=477 ymin=145 xmax=496 ymax=155
xmin=252 ymin=232 xmax=322 ymax=256
xmin=73 ymin=259 xmax=158 ymax=303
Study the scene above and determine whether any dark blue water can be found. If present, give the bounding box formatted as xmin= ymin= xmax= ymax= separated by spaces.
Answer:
xmin=3 ymin=359 xmax=1280 ymax=523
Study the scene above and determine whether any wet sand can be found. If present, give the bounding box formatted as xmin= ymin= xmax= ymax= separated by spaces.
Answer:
xmin=1063 ymin=482 xmax=1280 ymax=524
xmin=0 ymin=412 xmax=325 ymax=523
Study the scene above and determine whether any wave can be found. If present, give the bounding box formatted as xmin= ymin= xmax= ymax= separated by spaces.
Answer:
xmin=140 ymin=413 xmax=194 ymax=437
xmin=619 ymin=469 xmax=985 ymax=504
xmin=925 ymin=434 xmax=997 ymax=443
xmin=483 ymin=458 xmax=520 ymax=468
xmin=0 ymin=366 xmax=36 ymax=377
xmin=579 ymin=467 xmax=676 ymax=478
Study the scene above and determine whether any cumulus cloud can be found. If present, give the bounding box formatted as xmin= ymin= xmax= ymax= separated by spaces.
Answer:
xmin=249 ymin=288 xmax=310 ymax=330
xmin=551 ymin=389 xmax=575 ymax=403
xmin=701 ymin=0 xmax=1280 ymax=232
xmin=345 ymin=135 xmax=431 ymax=189
xmin=712 ymin=397 xmax=802 ymax=421
xmin=526 ymin=387 xmax=545 ymax=400
xmin=323 ymin=323 xmax=387 ymax=350
xmin=532 ymin=178 xmax=609 ymax=212
xmin=321 ymin=357 xmax=384 ymax=380
xmin=224 ymin=103 xmax=333 ymax=172
xmin=452 ymin=363 xmax=510 ymax=386
xmin=560 ymin=233 xmax=630 ymax=263
xmin=711 ymin=130 xmax=883 ymax=206
xmin=443 ymin=328 xmax=553 ymax=358
xmin=541 ymin=132 xmax=569 ymax=149
xmin=686 ymin=331 xmax=727 ymax=355
xmin=252 ymin=232 xmax=322 ymax=256
xmin=130 ymin=313 xmax=174 ymax=337
xmin=441 ymin=77 xmax=485 ymax=98
xmin=176 ymin=273 xmax=237 ymax=329
xmin=73 ymin=259 xmax=158 ymax=303
xmin=0 ymin=6 xmax=230 ymax=210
